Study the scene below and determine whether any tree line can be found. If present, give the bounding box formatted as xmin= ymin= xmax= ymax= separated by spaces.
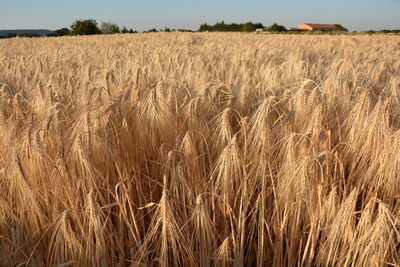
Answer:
xmin=52 ymin=19 xmax=192 ymax=36
xmin=66 ymin=20 xmax=291 ymax=35
xmin=199 ymin=21 xmax=265 ymax=32
xmin=198 ymin=21 xmax=292 ymax=32
xmin=0 ymin=19 xmax=138 ymax=38
xmin=198 ymin=22 xmax=351 ymax=33
xmin=54 ymin=19 xmax=137 ymax=36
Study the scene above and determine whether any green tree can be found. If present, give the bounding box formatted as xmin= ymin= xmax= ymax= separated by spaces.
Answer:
xmin=199 ymin=23 xmax=211 ymax=32
xmin=54 ymin=28 xmax=70 ymax=36
xmin=241 ymin=22 xmax=256 ymax=32
xmin=199 ymin=21 xmax=263 ymax=32
xmin=101 ymin=22 xmax=120 ymax=34
xmin=255 ymin=23 xmax=264 ymax=29
xmin=333 ymin=24 xmax=348 ymax=32
xmin=266 ymin=23 xmax=287 ymax=32
xmin=47 ymin=28 xmax=69 ymax=37
xmin=70 ymin=19 xmax=101 ymax=35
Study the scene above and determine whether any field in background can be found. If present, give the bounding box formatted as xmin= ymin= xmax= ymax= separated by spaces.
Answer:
xmin=0 ymin=33 xmax=399 ymax=266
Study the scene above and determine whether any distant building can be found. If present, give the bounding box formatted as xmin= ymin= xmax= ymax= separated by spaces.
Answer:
xmin=297 ymin=23 xmax=335 ymax=31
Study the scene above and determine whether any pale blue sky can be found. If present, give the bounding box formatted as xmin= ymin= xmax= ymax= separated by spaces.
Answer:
xmin=0 ymin=0 xmax=399 ymax=31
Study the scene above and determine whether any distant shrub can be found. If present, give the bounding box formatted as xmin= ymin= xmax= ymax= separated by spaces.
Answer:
xmin=70 ymin=19 xmax=101 ymax=35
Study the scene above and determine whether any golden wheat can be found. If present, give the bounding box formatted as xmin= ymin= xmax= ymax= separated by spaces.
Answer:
xmin=0 ymin=32 xmax=399 ymax=266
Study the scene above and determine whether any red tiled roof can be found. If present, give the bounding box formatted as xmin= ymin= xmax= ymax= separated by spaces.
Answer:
xmin=304 ymin=23 xmax=335 ymax=29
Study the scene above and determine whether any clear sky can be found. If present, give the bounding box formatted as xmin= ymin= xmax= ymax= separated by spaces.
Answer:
xmin=0 ymin=0 xmax=399 ymax=31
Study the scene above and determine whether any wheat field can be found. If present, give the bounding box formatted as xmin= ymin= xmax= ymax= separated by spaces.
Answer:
xmin=0 ymin=33 xmax=399 ymax=266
